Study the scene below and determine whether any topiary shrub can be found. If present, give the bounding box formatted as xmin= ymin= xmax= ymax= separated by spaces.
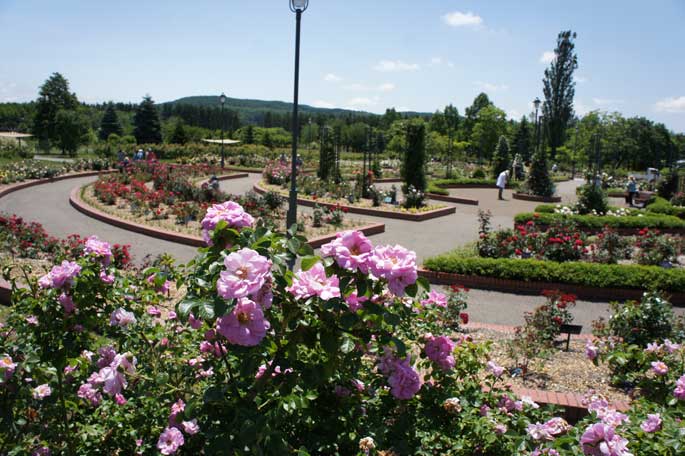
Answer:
xmin=525 ymin=149 xmax=554 ymax=197
xmin=576 ymin=183 xmax=609 ymax=215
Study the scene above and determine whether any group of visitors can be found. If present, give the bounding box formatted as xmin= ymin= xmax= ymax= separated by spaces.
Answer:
xmin=116 ymin=148 xmax=158 ymax=172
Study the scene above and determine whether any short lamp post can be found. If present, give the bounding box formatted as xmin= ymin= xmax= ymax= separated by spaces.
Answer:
xmin=220 ymin=92 xmax=226 ymax=169
xmin=286 ymin=0 xmax=309 ymax=231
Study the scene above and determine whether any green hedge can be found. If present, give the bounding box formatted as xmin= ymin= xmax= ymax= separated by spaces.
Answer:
xmin=645 ymin=197 xmax=685 ymax=219
xmin=423 ymin=255 xmax=685 ymax=292
xmin=514 ymin=212 xmax=685 ymax=230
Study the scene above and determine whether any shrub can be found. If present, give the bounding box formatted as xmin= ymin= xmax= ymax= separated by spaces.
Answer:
xmin=401 ymin=119 xmax=427 ymax=193
xmin=471 ymin=168 xmax=486 ymax=179
xmin=403 ymin=185 xmax=425 ymax=209
xmin=588 ymin=226 xmax=631 ymax=264
xmin=423 ymin=254 xmax=685 ymax=292
xmin=634 ymin=228 xmax=680 ymax=266
xmin=514 ymin=212 xmax=685 ymax=231
xmin=576 ymin=184 xmax=609 ymax=215
xmin=646 ymin=197 xmax=685 ymax=219
xmin=670 ymin=192 xmax=685 ymax=207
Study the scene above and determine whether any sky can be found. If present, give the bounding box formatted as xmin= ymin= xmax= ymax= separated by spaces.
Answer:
xmin=1 ymin=0 xmax=684 ymax=132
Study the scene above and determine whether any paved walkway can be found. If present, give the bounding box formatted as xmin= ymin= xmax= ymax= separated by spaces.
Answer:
xmin=3 ymin=173 xmax=679 ymax=327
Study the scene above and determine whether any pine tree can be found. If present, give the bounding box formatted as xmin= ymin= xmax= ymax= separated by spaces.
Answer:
xmin=491 ymin=136 xmax=510 ymax=178
xmin=33 ymin=72 xmax=79 ymax=149
xmin=318 ymin=128 xmax=334 ymax=181
xmin=133 ymin=95 xmax=162 ymax=144
xmin=526 ymin=149 xmax=554 ymax=197
xmin=241 ymin=125 xmax=255 ymax=144
xmin=402 ymin=119 xmax=427 ymax=192
xmin=542 ymin=30 xmax=578 ymax=160
xmin=170 ymin=121 xmax=189 ymax=145
xmin=99 ymin=103 xmax=123 ymax=141
xmin=512 ymin=116 xmax=533 ymax=162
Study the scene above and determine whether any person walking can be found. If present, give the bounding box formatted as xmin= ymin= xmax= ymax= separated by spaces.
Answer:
xmin=496 ymin=169 xmax=509 ymax=200
xmin=627 ymin=176 xmax=637 ymax=207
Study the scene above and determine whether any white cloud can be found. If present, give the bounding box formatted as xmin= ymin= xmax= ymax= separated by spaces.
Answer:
xmin=378 ymin=83 xmax=396 ymax=92
xmin=655 ymin=96 xmax=685 ymax=113
xmin=430 ymin=57 xmax=443 ymax=65
xmin=311 ymin=100 xmax=336 ymax=109
xmin=447 ymin=61 xmax=455 ymax=68
xmin=475 ymin=81 xmax=509 ymax=92
xmin=374 ymin=60 xmax=420 ymax=72
xmin=592 ymin=98 xmax=624 ymax=106
xmin=323 ymin=73 xmax=342 ymax=82
xmin=397 ymin=106 xmax=411 ymax=112
xmin=442 ymin=11 xmax=483 ymax=28
xmin=540 ymin=51 xmax=555 ymax=64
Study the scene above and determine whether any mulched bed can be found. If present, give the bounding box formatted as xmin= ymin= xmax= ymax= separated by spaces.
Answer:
xmin=464 ymin=325 xmax=630 ymax=404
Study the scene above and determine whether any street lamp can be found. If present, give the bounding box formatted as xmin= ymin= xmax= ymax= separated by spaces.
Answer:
xmin=533 ymin=97 xmax=541 ymax=155
xmin=286 ymin=0 xmax=309 ymax=231
xmin=219 ymin=92 xmax=226 ymax=169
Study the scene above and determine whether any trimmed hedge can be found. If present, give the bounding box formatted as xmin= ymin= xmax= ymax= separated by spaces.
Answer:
xmin=514 ymin=212 xmax=685 ymax=230
xmin=423 ymin=255 xmax=685 ymax=292
xmin=646 ymin=197 xmax=685 ymax=219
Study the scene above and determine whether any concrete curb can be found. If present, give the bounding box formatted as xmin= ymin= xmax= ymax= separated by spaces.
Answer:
xmin=253 ymin=183 xmax=456 ymax=221
xmin=512 ymin=192 xmax=562 ymax=203
xmin=426 ymin=192 xmax=479 ymax=206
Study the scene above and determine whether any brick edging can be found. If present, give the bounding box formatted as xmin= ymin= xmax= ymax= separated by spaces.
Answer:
xmin=253 ymin=183 xmax=456 ymax=221
xmin=417 ymin=268 xmax=685 ymax=306
xmin=70 ymin=185 xmax=386 ymax=249
xmin=512 ymin=192 xmax=562 ymax=203
xmin=426 ymin=192 xmax=479 ymax=206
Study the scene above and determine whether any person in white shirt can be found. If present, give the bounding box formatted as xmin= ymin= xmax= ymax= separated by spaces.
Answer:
xmin=496 ymin=170 xmax=509 ymax=200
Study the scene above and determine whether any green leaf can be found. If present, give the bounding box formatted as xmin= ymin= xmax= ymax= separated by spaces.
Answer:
xmin=177 ymin=299 xmax=197 ymax=317
xmin=391 ymin=337 xmax=407 ymax=357
xmin=198 ymin=299 xmax=215 ymax=319
xmin=404 ymin=283 xmax=418 ymax=298
xmin=320 ymin=331 xmax=339 ymax=354
xmin=416 ymin=276 xmax=430 ymax=291
xmin=340 ymin=336 xmax=355 ymax=354
xmin=300 ymin=256 xmax=319 ymax=271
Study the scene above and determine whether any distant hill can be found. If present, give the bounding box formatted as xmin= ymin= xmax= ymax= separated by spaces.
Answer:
xmin=162 ymin=96 xmax=375 ymax=118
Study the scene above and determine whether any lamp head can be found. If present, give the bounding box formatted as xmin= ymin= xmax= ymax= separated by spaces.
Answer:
xmin=289 ymin=0 xmax=309 ymax=13
xmin=219 ymin=93 xmax=226 ymax=105
xmin=533 ymin=97 xmax=541 ymax=109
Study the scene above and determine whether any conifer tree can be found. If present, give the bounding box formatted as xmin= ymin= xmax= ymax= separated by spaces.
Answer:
xmin=526 ymin=149 xmax=554 ymax=197
xmin=491 ymin=136 xmax=510 ymax=178
xmin=133 ymin=95 xmax=162 ymax=144
xmin=170 ymin=120 xmax=189 ymax=144
xmin=33 ymin=72 xmax=79 ymax=149
xmin=402 ymin=119 xmax=427 ymax=192
xmin=512 ymin=116 xmax=533 ymax=162
xmin=99 ymin=103 xmax=123 ymax=141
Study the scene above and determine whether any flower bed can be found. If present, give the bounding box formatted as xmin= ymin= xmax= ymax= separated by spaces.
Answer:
xmin=2 ymin=203 xmax=684 ymax=455
xmin=82 ymin=162 xmax=376 ymax=243
xmin=257 ymin=181 xmax=455 ymax=221
xmin=0 ymin=158 xmax=113 ymax=184
xmin=515 ymin=211 xmax=685 ymax=234
xmin=513 ymin=192 xmax=562 ymax=203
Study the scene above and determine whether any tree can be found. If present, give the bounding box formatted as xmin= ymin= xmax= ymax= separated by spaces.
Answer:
xmin=170 ymin=120 xmax=189 ymax=145
xmin=512 ymin=116 xmax=533 ymax=162
xmin=261 ymin=130 xmax=274 ymax=149
xmin=471 ymin=105 xmax=507 ymax=164
xmin=444 ymin=104 xmax=459 ymax=178
xmin=491 ymin=136 xmax=511 ymax=178
xmin=463 ymin=93 xmax=492 ymax=137
xmin=54 ymin=109 xmax=89 ymax=155
xmin=99 ymin=103 xmax=123 ymax=141
xmin=241 ymin=125 xmax=255 ymax=145
xmin=402 ymin=119 xmax=427 ymax=193
xmin=542 ymin=30 xmax=578 ymax=161
xmin=318 ymin=128 xmax=335 ymax=181
xmin=133 ymin=95 xmax=162 ymax=144
xmin=526 ymin=148 xmax=554 ymax=197
xmin=33 ymin=72 xmax=79 ymax=150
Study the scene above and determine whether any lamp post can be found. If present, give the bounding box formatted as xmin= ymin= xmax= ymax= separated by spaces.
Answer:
xmin=219 ymin=93 xmax=226 ymax=169
xmin=286 ymin=0 xmax=309 ymax=231
xmin=533 ymin=97 xmax=541 ymax=155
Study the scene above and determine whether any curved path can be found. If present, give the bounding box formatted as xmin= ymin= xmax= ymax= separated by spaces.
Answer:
xmin=4 ymin=173 xmax=679 ymax=328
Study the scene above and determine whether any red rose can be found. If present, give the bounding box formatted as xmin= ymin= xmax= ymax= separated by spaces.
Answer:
xmin=459 ymin=312 xmax=469 ymax=325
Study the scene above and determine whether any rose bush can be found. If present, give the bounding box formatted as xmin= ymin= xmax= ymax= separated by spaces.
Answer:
xmin=2 ymin=201 xmax=684 ymax=455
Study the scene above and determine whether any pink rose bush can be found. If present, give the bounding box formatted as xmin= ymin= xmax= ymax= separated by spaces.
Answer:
xmin=3 ymin=202 xmax=684 ymax=455
xmin=200 ymin=200 xmax=254 ymax=244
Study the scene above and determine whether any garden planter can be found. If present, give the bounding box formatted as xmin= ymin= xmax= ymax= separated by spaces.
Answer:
xmin=418 ymin=268 xmax=685 ymax=306
xmin=70 ymin=186 xmax=386 ymax=250
xmin=512 ymin=192 xmax=562 ymax=203
xmin=253 ymin=183 xmax=456 ymax=221
xmin=426 ymin=193 xmax=479 ymax=206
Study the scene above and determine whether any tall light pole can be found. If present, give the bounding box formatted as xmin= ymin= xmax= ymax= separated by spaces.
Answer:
xmin=219 ymin=92 xmax=226 ymax=169
xmin=286 ymin=0 xmax=309 ymax=230
xmin=533 ymin=97 xmax=541 ymax=156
